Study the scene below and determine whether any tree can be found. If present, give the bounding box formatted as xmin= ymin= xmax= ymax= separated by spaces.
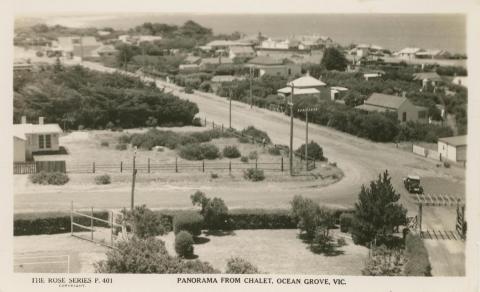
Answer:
xmin=116 ymin=44 xmax=136 ymax=69
xmin=351 ymin=170 xmax=407 ymax=246
xmin=121 ymin=205 xmax=169 ymax=239
xmin=191 ymin=191 xmax=229 ymax=229
xmin=225 ymin=257 xmax=260 ymax=274
xmin=321 ymin=47 xmax=348 ymax=71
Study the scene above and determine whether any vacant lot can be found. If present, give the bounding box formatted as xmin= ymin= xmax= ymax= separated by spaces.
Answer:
xmin=159 ymin=229 xmax=368 ymax=275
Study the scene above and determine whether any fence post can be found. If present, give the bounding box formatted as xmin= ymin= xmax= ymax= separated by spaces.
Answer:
xmin=229 ymin=160 xmax=232 ymax=174
xmin=148 ymin=158 xmax=150 ymax=173
xmin=202 ymin=160 xmax=205 ymax=172
xmin=90 ymin=207 xmax=94 ymax=241
xmin=92 ymin=162 xmax=95 ymax=173
xmin=255 ymin=158 xmax=258 ymax=170
xmin=204 ymin=117 xmax=207 ymax=127
xmin=120 ymin=161 xmax=123 ymax=173
xmin=313 ymin=159 xmax=316 ymax=169
xmin=281 ymin=157 xmax=284 ymax=172
xmin=175 ymin=157 xmax=178 ymax=173
xmin=70 ymin=201 xmax=73 ymax=236
xmin=110 ymin=211 xmax=114 ymax=247
xmin=222 ymin=124 xmax=224 ymax=132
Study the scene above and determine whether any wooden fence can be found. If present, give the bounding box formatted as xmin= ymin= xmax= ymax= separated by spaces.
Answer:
xmin=13 ymin=160 xmax=66 ymax=174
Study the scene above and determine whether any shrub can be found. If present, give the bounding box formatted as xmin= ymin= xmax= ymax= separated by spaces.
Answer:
xmin=339 ymin=213 xmax=353 ymax=233
xmin=362 ymin=245 xmax=404 ymax=276
xmin=240 ymin=156 xmax=249 ymax=163
xmin=310 ymin=226 xmax=335 ymax=254
xmin=238 ymin=136 xmax=250 ymax=143
xmin=175 ymin=231 xmax=194 ymax=258
xmin=296 ymin=141 xmax=324 ymax=160
xmin=121 ymin=205 xmax=170 ymax=239
xmin=268 ymin=147 xmax=281 ymax=155
xmin=404 ymin=234 xmax=432 ymax=276
xmin=185 ymin=86 xmax=194 ymax=94
xmin=118 ymin=134 xmax=131 ymax=144
xmin=228 ymin=209 xmax=297 ymax=229
xmin=115 ymin=143 xmax=127 ymax=150
xmin=242 ymin=126 xmax=271 ymax=143
xmin=101 ymin=141 xmax=109 ymax=147
xmin=225 ymin=257 xmax=260 ymax=274
xmin=222 ymin=145 xmax=241 ymax=158
xmin=179 ymin=143 xmax=220 ymax=160
xmin=290 ymin=195 xmax=335 ymax=239
xmin=210 ymin=173 xmax=219 ymax=179
xmin=95 ymin=174 xmax=111 ymax=185
xmin=443 ymin=161 xmax=451 ymax=168
xmin=106 ymin=121 xmax=115 ymax=130
xmin=337 ymin=238 xmax=347 ymax=246
xmin=78 ymin=125 xmax=84 ymax=130
xmin=29 ymin=172 xmax=69 ymax=185
xmin=248 ymin=151 xmax=258 ymax=160
xmin=243 ymin=168 xmax=265 ymax=182
xmin=173 ymin=211 xmax=204 ymax=236
xmin=191 ymin=192 xmax=229 ymax=230
xmin=192 ymin=117 xmax=203 ymax=127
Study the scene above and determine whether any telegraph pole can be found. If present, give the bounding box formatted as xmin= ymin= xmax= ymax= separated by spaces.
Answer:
xmin=130 ymin=147 xmax=138 ymax=210
xmin=229 ymin=87 xmax=232 ymax=129
xmin=289 ymin=85 xmax=294 ymax=176
xmin=305 ymin=110 xmax=309 ymax=169
xmin=249 ymin=66 xmax=253 ymax=108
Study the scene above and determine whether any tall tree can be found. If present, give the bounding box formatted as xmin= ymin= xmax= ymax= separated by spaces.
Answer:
xmin=351 ymin=170 xmax=407 ymax=246
xmin=320 ymin=47 xmax=348 ymax=71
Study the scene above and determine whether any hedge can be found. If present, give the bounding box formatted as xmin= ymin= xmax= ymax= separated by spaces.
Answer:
xmin=14 ymin=208 xmax=355 ymax=236
xmin=173 ymin=211 xmax=204 ymax=236
xmin=404 ymin=233 xmax=432 ymax=276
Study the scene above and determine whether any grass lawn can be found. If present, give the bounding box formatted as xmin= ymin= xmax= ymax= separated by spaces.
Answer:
xmin=158 ymin=229 xmax=368 ymax=275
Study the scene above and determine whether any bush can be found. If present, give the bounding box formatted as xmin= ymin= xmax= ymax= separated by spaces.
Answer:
xmin=242 ymin=126 xmax=271 ymax=143
xmin=106 ymin=121 xmax=115 ymax=130
xmin=95 ymin=174 xmax=111 ymax=185
xmin=243 ymin=168 xmax=265 ymax=181
xmin=222 ymin=145 xmax=241 ymax=158
xmin=29 ymin=172 xmax=69 ymax=185
xmin=192 ymin=117 xmax=203 ymax=127
xmin=228 ymin=209 xmax=296 ymax=229
xmin=337 ymin=238 xmax=347 ymax=246
xmin=404 ymin=234 xmax=432 ymax=276
xmin=238 ymin=136 xmax=250 ymax=143
xmin=240 ymin=156 xmax=249 ymax=163
xmin=310 ymin=227 xmax=335 ymax=254
xmin=191 ymin=192 xmax=229 ymax=230
xmin=101 ymin=141 xmax=109 ymax=147
xmin=179 ymin=143 xmax=220 ymax=160
xmin=339 ymin=213 xmax=353 ymax=233
xmin=173 ymin=211 xmax=204 ymax=236
xmin=362 ymin=245 xmax=404 ymax=276
xmin=115 ymin=143 xmax=127 ymax=150
xmin=247 ymin=151 xmax=258 ymax=160
xmin=296 ymin=141 xmax=324 ymax=160
xmin=122 ymin=205 xmax=170 ymax=239
xmin=443 ymin=161 xmax=451 ymax=168
xmin=225 ymin=257 xmax=260 ymax=274
xmin=175 ymin=231 xmax=194 ymax=258
xmin=118 ymin=134 xmax=131 ymax=144
xmin=268 ymin=147 xmax=281 ymax=155
xmin=210 ymin=173 xmax=219 ymax=179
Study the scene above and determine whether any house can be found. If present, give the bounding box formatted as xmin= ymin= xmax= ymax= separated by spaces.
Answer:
xmin=355 ymin=93 xmax=428 ymax=123
xmin=395 ymin=47 xmax=422 ymax=60
xmin=57 ymin=36 xmax=101 ymax=59
xmin=363 ymin=70 xmax=385 ymax=81
xmin=183 ymin=55 xmax=202 ymax=65
xmin=210 ymin=75 xmax=246 ymax=92
xmin=330 ymin=86 xmax=349 ymax=101
xmin=298 ymin=35 xmax=333 ymax=50
xmin=199 ymin=57 xmax=234 ymax=71
xmin=118 ymin=35 xmax=162 ymax=45
xmin=415 ymin=49 xmax=450 ymax=59
xmin=13 ymin=117 xmax=63 ymax=162
xmin=178 ymin=64 xmax=200 ymax=72
xmin=247 ymin=56 xmax=301 ymax=78
xmin=201 ymin=40 xmax=251 ymax=52
xmin=413 ymin=72 xmax=443 ymax=88
xmin=452 ymin=76 xmax=468 ymax=87
xmin=94 ymin=45 xmax=117 ymax=57
xmin=437 ymin=135 xmax=467 ymax=162
xmin=277 ymin=73 xmax=329 ymax=100
xmin=228 ymin=46 xmax=256 ymax=59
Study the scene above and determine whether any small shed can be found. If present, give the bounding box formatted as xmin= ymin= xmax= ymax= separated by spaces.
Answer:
xmin=437 ymin=135 xmax=467 ymax=162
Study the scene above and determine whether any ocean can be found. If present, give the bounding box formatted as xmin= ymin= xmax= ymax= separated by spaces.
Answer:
xmin=34 ymin=13 xmax=466 ymax=53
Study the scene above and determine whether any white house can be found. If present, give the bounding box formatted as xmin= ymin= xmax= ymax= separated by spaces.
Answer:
xmin=13 ymin=117 xmax=63 ymax=162
xmin=395 ymin=47 xmax=422 ymax=60
xmin=437 ymin=135 xmax=467 ymax=162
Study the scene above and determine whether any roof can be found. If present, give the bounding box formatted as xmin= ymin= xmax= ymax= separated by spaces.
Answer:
xmin=95 ymin=45 xmax=117 ymax=54
xmin=397 ymin=47 xmax=422 ymax=54
xmin=413 ymin=72 xmax=443 ymax=82
xmin=355 ymin=104 xmax=388 ymax=113
xmin=286 ymin=74 xmax=326 ymax=88
xmin=407 ymin=175 xmax=420 ymax=180
xmin=331 ymin=86 xmax=348 ymax=91
xmin=179 ymin=64 xmax=199 ymax=69
xmin=277 ymin=87 xmax=320 ymax=95
xmin=364 ymin=93 xmax=407 ymax=109
xmin=205 ymin=40 xmax=251 ymax=48
xmin=200 ymin=58 xmax=234 ymax=65
xmin=183 ymin=55 xmax=201 ymax=64
xmin=211 ymin=75 xmax=245 ymax=83
xmin=438 ymin=135 xmax=467 ymax=147
xmin=229 ymin=46 xmax=255 ymax=54
xmin=14 ymin=123 xmax=63 ymax=138
xmin=248 ymin=56 xmax=283 ymax=66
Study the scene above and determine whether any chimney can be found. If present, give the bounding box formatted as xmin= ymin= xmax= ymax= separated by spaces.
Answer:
xmin=21 ymin=116 xmax=27 ymax=124
xmin=39 ymin=117 xmax=44 ymax=125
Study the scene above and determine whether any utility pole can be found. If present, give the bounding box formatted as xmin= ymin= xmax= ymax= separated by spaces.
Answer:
xmin=249 ymin=66 xmax=253 ymax=108
xmin=297 ymin=107 xmax=318 ymax=171
xmin=289 ymin=85 xmax=294 ymax=176
xmin=229 ymin=87 xmax=232 ymax=129
xmin=130 ymin=147 xmax=138 ymax=210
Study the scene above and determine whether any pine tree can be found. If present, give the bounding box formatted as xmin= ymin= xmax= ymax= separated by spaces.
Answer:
xmin=351 ymin=170 xmax=407 ymax=246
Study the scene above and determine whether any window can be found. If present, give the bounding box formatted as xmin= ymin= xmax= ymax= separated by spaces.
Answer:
xmin=45 ymin=135 xmax=51 ymax=148
xmin=38 ymin=135 xmax=44 ymax=149
xmin=402 ymin=112 xmax=407 ymax=122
